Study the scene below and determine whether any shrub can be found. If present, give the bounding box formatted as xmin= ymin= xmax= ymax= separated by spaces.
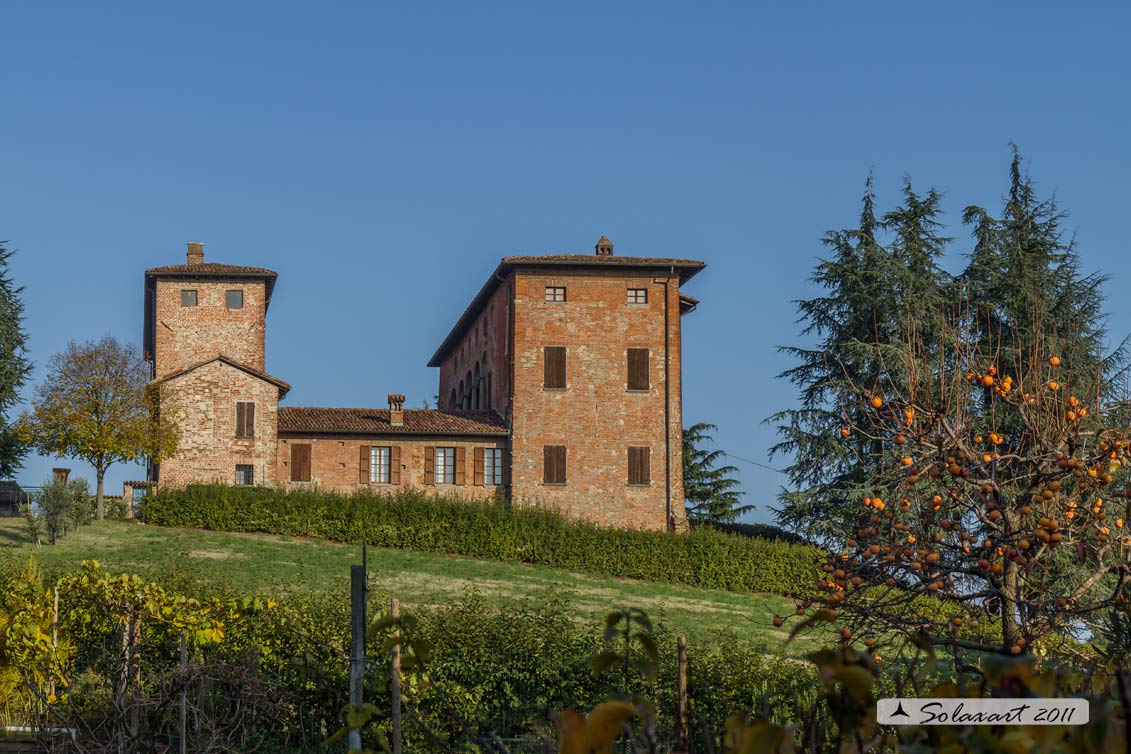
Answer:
xmin=21 ymin=477 xmax=94 ymax=545
xmin=142 ymin=484 xmax=823 ymax=597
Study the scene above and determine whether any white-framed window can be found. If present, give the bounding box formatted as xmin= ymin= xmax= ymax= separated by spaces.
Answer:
xmin=484 ymin=448 xmax=504 ymax=485
xmin=545 ymin=286 xmax=566 ymax=302
xmin=627 ymin=288 xmax=648 ymax=304
xmin=235 ymin=464 xmax=255 ymax=485
xmin=370 ymin=446 xmax=391 ymax=484
xmin=435 ymin=447 xmax=456 ymax=484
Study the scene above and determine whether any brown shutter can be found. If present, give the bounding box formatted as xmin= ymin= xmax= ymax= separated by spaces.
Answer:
xmin=627 ymin=349 xmax=650 ymax=391
xmin=455 ymin=447 xmax=467 ymax=485
xmin=235 ymin=402 xmax=247 ymax=436
xmin=544 ymin=346 xmax=566 ymax=389
xmin=629 ymin=446 xmax=650 ymax=485
xmin=474 ymin=447 xmax=485 ymax=486
xmin=291 ymin=444 xmax=311 ymax=482
xmin=390 ymin=446 xmax=401 ymax=484
xmin=358 ymin=445 xmax=370 ymax=484
xmin=425 ymin=446 xmax=435 ymax=485
xmin=544 ymin=445 xmax=566 ymax=484
xmin=247 ymin=403 xmax=256 ymax=436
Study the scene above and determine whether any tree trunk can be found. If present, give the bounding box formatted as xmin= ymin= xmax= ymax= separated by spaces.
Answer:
xmin=96 ymin=468 xmax=105 ymax=520
xmin=1001 ymin=559 xmax=1021 ymax=653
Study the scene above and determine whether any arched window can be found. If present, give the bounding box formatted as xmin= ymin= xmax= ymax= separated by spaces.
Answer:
xmin=449 ymin=389 xmax=457 ymax=410
xmin=465 ymin=370 xmax=473 ymax=409
xmin=486 ymin=372 xmax=492 ymax=410
xmin=457 ymin=379 xmax=464 ymax=409
xmin=473 ymin=364 xmax=481 ymax=409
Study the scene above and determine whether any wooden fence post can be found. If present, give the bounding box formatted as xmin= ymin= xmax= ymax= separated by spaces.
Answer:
xmin=179 ymin=633 xmax=187 ymax=754
xmin=391 ymin=598 xmax=402 ymax=754
xmin=349 ymin=565 xmax=367 ymax=753
xmin=677 ymin=635 xmax=689 ymax=752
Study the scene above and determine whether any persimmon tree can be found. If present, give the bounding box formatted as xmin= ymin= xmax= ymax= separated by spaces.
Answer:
xmin=794 ymin=310 xmax=1131 ymax=657
xmin=19 ymin=336 xmax=178 ymax=519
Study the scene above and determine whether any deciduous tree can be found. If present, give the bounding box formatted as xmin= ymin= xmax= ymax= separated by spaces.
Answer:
xmin=19 ymin=336 xmax=178 ymax=519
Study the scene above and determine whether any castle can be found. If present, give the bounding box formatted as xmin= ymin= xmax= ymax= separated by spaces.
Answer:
xmin=143 ymin=239 xmax=705 ymax=530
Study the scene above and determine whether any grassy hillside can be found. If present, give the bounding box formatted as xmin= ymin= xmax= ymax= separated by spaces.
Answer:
xmin=0 ymin=518 xmax=807 ymax=649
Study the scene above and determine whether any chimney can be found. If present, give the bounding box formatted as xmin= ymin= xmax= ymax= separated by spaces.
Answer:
xmin=53 ymin=467 xmax=70 ymax=483
xmin=187 ymin=242 xmax=204 ymax=266
xmin=388 ymin=393 xmax=405 ymax=426
xmin=595 ymin=235 xmax=614 ymax=256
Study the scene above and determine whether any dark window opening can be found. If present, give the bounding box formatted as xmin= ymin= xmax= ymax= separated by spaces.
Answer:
xmin=226 ymin=289 xmax=244 ymax=309
xmin=181 ymin=289 xmax=198 ymax=307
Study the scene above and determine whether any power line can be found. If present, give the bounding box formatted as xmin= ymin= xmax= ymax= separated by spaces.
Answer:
xmin=720 ymin=451 xmax=785 ymax=474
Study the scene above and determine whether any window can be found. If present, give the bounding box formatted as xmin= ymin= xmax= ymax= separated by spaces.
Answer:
xmin=627 ymin=288 xmax=648 ymax=304
xmin=370 ymin=446 xmax=391 ymax=484
xmin=543 ymin=445 xmax=567 ymax=484
xmin=484 ymin=448 xmax=504 ymax=485
xmin=235 ymin=401 xmax=255 ymax=437
xmin=290 ymin=444 xmax=311 ymax=482
xmin=627 ymin=348 xmax=650 ymax=391
xmin=235 ymin=464 xmax=255 ymax=485
xmin=545 ymin=286 xmax=566 ymax=302
xmin=181 ymin=289 xmax=198 ymax=307
xmin=628 ymin=446 xmax=651 ymax=485
xmin=544 ymin=346 xmax=566 ymax=389
xmin=226 ymin=289 xmax=244 ymax=309
xmin=435 ymin=447 xmax=456 ymax=484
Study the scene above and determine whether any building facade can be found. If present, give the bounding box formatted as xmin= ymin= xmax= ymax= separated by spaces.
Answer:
xmin=144 ymin=238 xmax=704 ymax=530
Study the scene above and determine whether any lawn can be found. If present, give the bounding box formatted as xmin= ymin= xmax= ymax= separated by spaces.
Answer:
xmin=0 ymin=517 xmax=807 ymax=650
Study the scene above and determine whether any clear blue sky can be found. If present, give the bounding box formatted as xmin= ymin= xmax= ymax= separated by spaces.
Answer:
xmin=3 ymin=1 xmax=1129 ymax=522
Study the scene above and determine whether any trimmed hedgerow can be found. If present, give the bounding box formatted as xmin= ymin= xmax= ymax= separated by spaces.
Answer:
xmin=142 ymin=485 xmax=821 ymax=597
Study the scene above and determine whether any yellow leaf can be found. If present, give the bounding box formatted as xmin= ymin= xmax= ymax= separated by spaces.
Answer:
xmin=584 ymin=701 xmax=637 ymax=754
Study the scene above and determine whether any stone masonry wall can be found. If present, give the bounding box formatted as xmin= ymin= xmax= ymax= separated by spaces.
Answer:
xmin=507 ymin=267 xmax=687 ymax=531
xmin=154 ymin=278 xmax=267 ymax=378
xmin=277 ymin=433 xmax=508 ymax=496
xmin=158 ymin=360 xmax=280 ymax=486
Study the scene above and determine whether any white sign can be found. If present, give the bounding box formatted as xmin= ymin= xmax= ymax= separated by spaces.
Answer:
xmin=877 ymin=698 xmax=1088 ymax=726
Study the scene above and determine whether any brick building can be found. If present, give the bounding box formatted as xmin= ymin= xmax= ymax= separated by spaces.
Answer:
xmin=144 ymin=238 xmax=704 ymax=530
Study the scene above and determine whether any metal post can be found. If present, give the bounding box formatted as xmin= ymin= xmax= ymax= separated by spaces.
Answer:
xmin=391 ymin=598 xmax=402 ymax=754
xmin=179 ymin=634 xmax=187 ymax=754
xmin=677 ymin=636 xmax=689 ymax=752
xmin=349 ymin=565 xmax=367 ymax=752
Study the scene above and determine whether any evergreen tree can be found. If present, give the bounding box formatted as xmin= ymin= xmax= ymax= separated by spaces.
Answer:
xmin=0 ymin=242 xmax=31 ymax=478
xmin=769 ymin=177 xmax=947 ymax=541
xmin=682 ymin=423 xmax=749 ymax=523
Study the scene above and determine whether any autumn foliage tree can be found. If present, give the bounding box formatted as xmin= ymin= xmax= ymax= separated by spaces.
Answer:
xmin=19 ymin=336 xmax=178 ymax=519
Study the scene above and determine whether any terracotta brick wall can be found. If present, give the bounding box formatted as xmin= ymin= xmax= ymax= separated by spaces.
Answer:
xmin=277 ymin=434 xmax=508 ymax=496
xmin=158 ymin=360 xmax=280 ymax=486
xmin=507 ymin=267 xmax=688 ymax=531
xmin=437 ymin=282 xmax=512 ymax=418
xmin=153 ymin=278 xmax=267 ymax=378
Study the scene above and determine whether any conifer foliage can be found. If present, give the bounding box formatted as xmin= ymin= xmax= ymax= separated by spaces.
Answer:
xmin=682 ymin=422 xmax=748 ymax=523
xmin=0 ymin=241 xmax=31 ymax=478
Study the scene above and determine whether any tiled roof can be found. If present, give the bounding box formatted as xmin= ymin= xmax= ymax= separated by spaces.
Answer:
xmin=152 ymin=355 xmax=291 ymax=398
xmin=502 ymin=254 xmax=705 ymax=271
xmin=279 ymin=407 xmax=509 ymax=436
xmin=145 ymin=261 xmax=278 ymax=278
xmin=428 ymin=253 xmax=706 ymax=366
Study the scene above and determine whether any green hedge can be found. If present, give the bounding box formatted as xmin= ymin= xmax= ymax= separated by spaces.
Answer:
xmin=142 ymin=484 xmax=821 ymax=597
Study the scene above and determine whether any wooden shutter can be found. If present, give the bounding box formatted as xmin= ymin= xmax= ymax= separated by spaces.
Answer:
xmin=474 ymin=447 xmax=485 ymax=486
xmin=358 ymin=445 xmax=370 ymax=484
xmin=291 ymin=444 xmax=311 ymax=482
xmin=628 ymin=446 xmax=651 ymax=485
xmin=424 ymin=446 xmax=435 ymax=485
xmin=455 ymin=447 xmax=467 ymax=485
xmin=390 ymin=446 xmax=401 ymax=484
xmin=544 ymin=445 xmax=566 ymax=484
xmin=627 ymin=349 xmax=650 ymax=391
xmin=236 ymin=402 xmax=255 ymax=437
xmin=544 ymin=347 xmax=566 ymax=389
